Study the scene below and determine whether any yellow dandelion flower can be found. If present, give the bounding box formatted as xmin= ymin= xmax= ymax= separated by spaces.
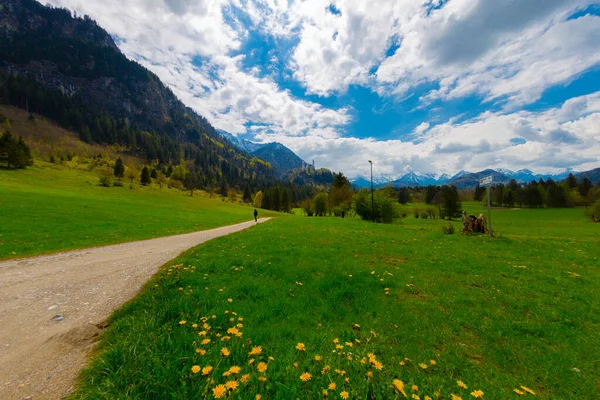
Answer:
xmin=367 ymin=353 xmax=376 ymax=360
xmin=296 ymin=343 xmax=306 ymax=351
xmin=201 ymin=339 xmax=210 ymax=345
xmin=345 ymin=342 xmax=353 ymax=347
xmin=412 ymin=385 xmax=419 ymax=392
xmin=257 ymin=362 xmax=268 ymax=373
xmin=268 ymin=356 xmax=274 ymax=361
xmin=451 ymin=395 xmax=462 ymax=400
xmin=366 ymin=371 xmax=373 ymax=379
xmin=227 ymin=327 xmax=239 ymax=335
xmin=196 ymin=348 xmax=206 ymax=355
xmin=212 ymin=384 xmax=227 ymax=398
xmin=373 ymin=361 xmax=383 ymax=370
xmin=400 ymin=361 xmax=405 ymax=366
xmin=470 ymin=390 xmax=483 ymax=398
xmin=202 ymin=366 xmax=213 ymax=375
xmin=520 ymin=386 xmax=536 ymax=395
xmin=221 ymin=336 xmax=231 ymax=342
xmin=360 ymin=358 xmax=367 ymax=365
xmin=199 ymin=331 xmax=207 ymax=336
xmin=419 ymin=363 xmax=428 ymax=370
xmin=425 ymin=396 xmax=432 ymax=400
xmin=223 ymin=371 xmax=231 ymax=377
xmin=329 ymin=382 xmax=337 ymax=390
xmin=345 ymin=377 xmax=349 ymax=384
xmin=237 ymin=323 xmax=243 ymax=328
xmin=258 ymin=376 xmax=267 ymax=382
xmin=256 ymin=395 xmax=262 ymax=400
xmin=203 ymin=323 xmax=210 ymax=329
xmin=323 ymin=389 xmax=329 ymax=397
xmin=412 ymin=395 xmax=421 ymax=400
xmin=315 ymin=355 xmax=323 ymax=361
xmin=457 ymin=381 xmax=468 ymax=389
xmin=227 ymin=298 xmax=233 ymax=302
xmin=248 ymin=358 xmax=255 ymax=365
xmin=248 ymin=346 xmax=262 ymax=355
xmin=393 ymin=379 xmax=407 ymax=396
xmin=300 ymin=372 xmax=312 ymax=382
xmin=513 ymin=389 xmax=524 ymax=395
xmin=293 ymin=362 xmax=298 ymax=368
xmin=430 ymin=360 xmax=436 ymax=365
xmin=221 ymin=347 xmax=230 ymax=357
xmin=322 ymin=365 xmax=331 ymax=374
xmin=336 ymin=344 xmax=344 ymax=350
xmin=179 ymin=320 xmax=186 ymax=325
xmin=191 ymin=365 xmax=201 ymax=374
xmin=333 ymin=338 xmax=339 ymax=344
xmin=192 ymin=323 xmax=198 ymax=329
xmin=225 ymin=380 xmax=239 ymax=391
xmin=229 ymin=366 xmax=241 ymax=374
xmin=340 ymin=391 xmax=349 ymax=399
xmin=241 ymin=374 xmax=250 ymax=383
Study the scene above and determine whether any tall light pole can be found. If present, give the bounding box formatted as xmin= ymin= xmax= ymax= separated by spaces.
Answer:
xmin=368 ymin=160 xmax=374 ymax=222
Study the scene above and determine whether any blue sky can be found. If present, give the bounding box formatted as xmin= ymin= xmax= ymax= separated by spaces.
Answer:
xmin=45 ymin=0 xmax=600 ymax=179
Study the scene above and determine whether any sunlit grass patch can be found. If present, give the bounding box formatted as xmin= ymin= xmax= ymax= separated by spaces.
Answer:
xmin=70 ymin=212 xmax=599 ymax=399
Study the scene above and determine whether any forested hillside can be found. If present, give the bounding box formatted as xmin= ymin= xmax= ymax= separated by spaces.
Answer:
xmin=0 ymin=0 xmax=276 ymax=191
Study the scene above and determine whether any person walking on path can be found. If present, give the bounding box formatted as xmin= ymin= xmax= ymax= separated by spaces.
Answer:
xmin=254 ymin=209 xmax=258 ymax=222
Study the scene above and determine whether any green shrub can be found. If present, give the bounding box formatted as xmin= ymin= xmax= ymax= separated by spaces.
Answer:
xmin=98 ymin=167 xmax=113 ymax=187
xmin=413 ymin=206 xmax=420 ymax=218
xmin=420 ymin=211 xmax=429 ymax=219
xmin=585 ymin=200 xmax=600 ymax=222
xmin=441 ymin=223 xmax=455 ymax=235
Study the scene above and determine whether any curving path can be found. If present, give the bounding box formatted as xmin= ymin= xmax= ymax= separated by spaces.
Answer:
xmin=0 ymin=218 xmax=270 ymax=400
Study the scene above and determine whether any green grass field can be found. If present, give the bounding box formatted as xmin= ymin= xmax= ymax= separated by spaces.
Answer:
xmin=0 ymin=163 xmax=261 ymax=260
xmin=69 ymin=206 xmax=599 ymax=399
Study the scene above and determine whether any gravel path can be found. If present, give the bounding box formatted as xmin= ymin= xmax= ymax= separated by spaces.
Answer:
xmin=0 ymin=218 xmax=270 ymax=400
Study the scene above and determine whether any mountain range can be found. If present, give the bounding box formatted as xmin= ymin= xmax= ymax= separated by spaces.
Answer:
xmin=350 ymin=167 xmax=599 ymax=189
xmin=217 ymin=130 xmax=308 ymax=177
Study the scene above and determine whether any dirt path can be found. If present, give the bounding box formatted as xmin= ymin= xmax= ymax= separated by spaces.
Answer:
xmin=0 ymin=218 xmax=270 ymax=400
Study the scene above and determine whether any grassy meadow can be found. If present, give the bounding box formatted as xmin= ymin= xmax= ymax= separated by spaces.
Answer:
xmin=0 ymin=163 xmax=262 ymax=260
xmin=69 ymin=206 xmax=599 ymax=399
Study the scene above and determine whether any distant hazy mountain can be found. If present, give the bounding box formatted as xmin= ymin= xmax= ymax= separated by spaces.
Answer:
xmin=252 ymin=143 xmax=306 ymax=176
xmin=217 ymin=130 xmax=307 ymax=176
xmin=575 ymin=167 xmax=600 ymax=185
xmin=446 ymin=169 xmax=513 ymax=188
xmin=349 ymin=167 xmax=593 ymax=189
xmin=217 ymin=130 xmax=263 ymax=154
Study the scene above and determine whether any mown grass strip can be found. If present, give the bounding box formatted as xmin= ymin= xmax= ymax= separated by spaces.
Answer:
xmin=70 ymin=213 xmax=599 ymax=399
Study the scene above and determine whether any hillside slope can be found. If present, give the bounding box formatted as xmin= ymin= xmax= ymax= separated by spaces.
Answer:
xmin=0 ymin=0 xmax=274 ymax=189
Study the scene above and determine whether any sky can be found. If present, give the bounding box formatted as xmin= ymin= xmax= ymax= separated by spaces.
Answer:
xmin=43 ymin=0 xmax=600 ymax=179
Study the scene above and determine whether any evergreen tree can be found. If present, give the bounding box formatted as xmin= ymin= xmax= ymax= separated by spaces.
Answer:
xmin=140 ymin=166 xmax=151 ymax=186
xmin=0 ymin=131 xmax=33 ymax=168
xmin=113 ymin=157 xmax=125 ymax=178
xmin=281 ymin=188 xmax=291 ymax=213
xmin=578 ymin=177 xmax=593 ymax=197
xmin=565 ymin=173 xmax=577 ymax=189
xmin=219 ymin=179 xmax=229 ymax=197
xmin=397 ymin=188 xmax=409 ymax=205
xmin=440 ymin=185 xmax=462 ymax=220
xmin=243 ymin=185 xmax=252 ymax=203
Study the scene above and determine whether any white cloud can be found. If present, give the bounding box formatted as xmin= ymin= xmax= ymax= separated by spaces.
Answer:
xmin=40 ymin=0 xmax=600 ymax=177
xmin=257 ymin=91 xmax=600 ymax=177
xmin=377 ymin=0 xmax=600 ymax=108
xmin=43 ymin=0 xmax=351 ymax=137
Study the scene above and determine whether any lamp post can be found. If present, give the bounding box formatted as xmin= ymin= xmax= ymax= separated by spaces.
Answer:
xmin=368 ymin=160 xmax=374 ymax=222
